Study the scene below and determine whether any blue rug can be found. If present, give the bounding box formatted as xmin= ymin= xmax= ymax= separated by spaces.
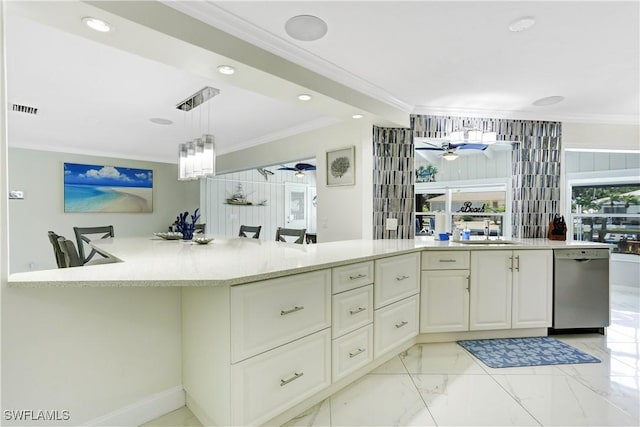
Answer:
xmin=457 ymin=337 xmax=601 ymax=368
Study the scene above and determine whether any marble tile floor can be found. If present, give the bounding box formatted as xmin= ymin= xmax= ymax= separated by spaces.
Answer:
xmin=143 ymin=285 xmax=639 ymax=427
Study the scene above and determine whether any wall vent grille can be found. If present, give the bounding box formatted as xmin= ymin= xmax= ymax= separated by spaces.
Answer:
xmin=11 ymin=103 xmax=38 ymax=115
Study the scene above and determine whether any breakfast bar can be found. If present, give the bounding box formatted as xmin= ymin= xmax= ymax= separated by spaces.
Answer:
xmin=7 ymin=236 xmax=612 ymax=426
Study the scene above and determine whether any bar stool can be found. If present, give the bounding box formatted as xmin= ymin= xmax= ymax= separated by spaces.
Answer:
xmin=275 ymin=227 xmax=306 ymax=244
xmin=73 ymin=225 xmax=114 ymax=265
xmin=239 ymin=225 xmax=262 ymax=239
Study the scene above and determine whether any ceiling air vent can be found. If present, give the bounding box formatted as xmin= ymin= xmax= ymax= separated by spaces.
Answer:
xmin=11 ymin=103 xmax=38 ymax=115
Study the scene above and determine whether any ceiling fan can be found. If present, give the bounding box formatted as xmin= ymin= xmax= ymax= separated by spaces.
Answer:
xmin=415 ymin=131 xmax=515 ymax=162
xmin=277 ymin=162 xmax=316 ymax=177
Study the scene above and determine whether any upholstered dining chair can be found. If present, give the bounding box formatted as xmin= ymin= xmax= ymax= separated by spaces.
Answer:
xmin=57 ymin=237 xmax=83 ymax=268
xmin=238 ymin=225 xmax=261 ymax=239
xmin=47 ymin=231 xmax=66 ymax=268
xmin=73 ymin=225 xmax=114 ymax=265
xmin=275 ymin=227 xmax=306 ymax=244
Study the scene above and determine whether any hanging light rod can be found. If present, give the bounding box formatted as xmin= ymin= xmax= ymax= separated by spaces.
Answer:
xmin=176 ymin=86 xmax=220 ymax=112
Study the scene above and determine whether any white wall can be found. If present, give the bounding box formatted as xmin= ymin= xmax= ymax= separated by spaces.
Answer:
xmin=562 ymin=122 xmax=640 ymax=151
xmin=3 ymin=148 xmax=199 ymax=425
xmin=204 ymin=167 xmax=317 ymax=241
xmin=216 ymin=120 xmax=374 ymax=242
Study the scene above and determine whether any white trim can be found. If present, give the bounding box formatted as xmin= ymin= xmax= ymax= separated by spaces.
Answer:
xmin=84 ymin=386 xmax=185 ymax=427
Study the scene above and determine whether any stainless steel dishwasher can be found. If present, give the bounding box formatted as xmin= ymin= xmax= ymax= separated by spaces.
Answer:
xmin=551 ymin=248 xmax=610 ymax=333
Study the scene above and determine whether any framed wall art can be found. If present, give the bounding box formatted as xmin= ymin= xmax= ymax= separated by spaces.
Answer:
xmin=64 ymin=162 xmax=153 ymax=213
xmin=326 ymin=146 xmax=355 ymax=186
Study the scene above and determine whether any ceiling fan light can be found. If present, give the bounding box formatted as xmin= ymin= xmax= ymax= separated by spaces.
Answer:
xmin=295 ymin=170 xmax=305 ymax=178
xmin=442 ymin=151 xmax=459 ymax=161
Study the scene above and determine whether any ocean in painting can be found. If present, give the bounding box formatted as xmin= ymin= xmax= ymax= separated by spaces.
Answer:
xmin=64 ymin=163 xmax=153 ymax=213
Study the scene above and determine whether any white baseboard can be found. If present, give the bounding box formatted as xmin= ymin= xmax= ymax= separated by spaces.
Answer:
xmin=85 ymin=386 xmax=185 ymax=427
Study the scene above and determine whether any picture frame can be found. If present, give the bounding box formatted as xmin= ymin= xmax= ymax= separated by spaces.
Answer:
xmin=64 ymin=162 xmax=153 ymax=213
xmin=326 ymin=146 xmax=355 ymax=186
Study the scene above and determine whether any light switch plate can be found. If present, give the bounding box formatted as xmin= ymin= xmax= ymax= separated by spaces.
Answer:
xmin=385 ymin=218 xmax=398 ymax=231
xmin=9 ymin=190 xmax=24 ymax=199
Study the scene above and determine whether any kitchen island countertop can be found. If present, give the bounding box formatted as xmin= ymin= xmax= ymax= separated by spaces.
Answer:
xmin=8 ymin=236 xmax=612 ymax=288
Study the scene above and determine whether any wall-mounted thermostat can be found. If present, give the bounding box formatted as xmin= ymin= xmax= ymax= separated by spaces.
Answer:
xmin=9 ymin=190 xmax=24 ymax=200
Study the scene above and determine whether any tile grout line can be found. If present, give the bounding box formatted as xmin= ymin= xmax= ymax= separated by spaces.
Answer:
xmin=399 ymin=348 xmax=440 ymax=427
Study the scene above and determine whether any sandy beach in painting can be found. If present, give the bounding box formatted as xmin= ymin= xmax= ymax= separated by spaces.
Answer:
xmin=103 ymin=187 xmax=152 ymax=212
xmin=64 ymin=185 xmax=152 ymax=213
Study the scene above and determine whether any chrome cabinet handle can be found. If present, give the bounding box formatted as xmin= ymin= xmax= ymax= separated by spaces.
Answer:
xmin=515 ymin=255 xmax=520 ymax=272
xmin=509 ymin=256 xmax=514 ymax=272
xmin=395 ymin=320 xmax=408 ymax=328
xmin=396 ymin=275 xmax=410 ymax=281
xmin=349 ymin=273 xmax=366 ymax=280
xmin=280 ymin=306 xmax=304 ymax=316
xmin=466 ymin=276 xmax=470 ymax=292
xmin=439 ymin=259 xmax=457 ymax=263
xmin=349 ymin=348 xmax=366 ymax=358
xmin=280 ymin=372 xmax=304 ymax=386
xmin=349 ymin=306 xmax=367 ymax=315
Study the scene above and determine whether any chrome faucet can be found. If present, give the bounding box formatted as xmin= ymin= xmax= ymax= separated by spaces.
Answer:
xmin=484 ymin=220 xmax=490 ymax=239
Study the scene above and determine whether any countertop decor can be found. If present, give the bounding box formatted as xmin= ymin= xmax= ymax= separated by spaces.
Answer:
xmin=174 ymin=208 xmax=200 ymax=240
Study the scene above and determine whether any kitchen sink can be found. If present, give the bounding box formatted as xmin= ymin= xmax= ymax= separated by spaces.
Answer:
xmin=452 ymin=239 xmax=518 ymax=245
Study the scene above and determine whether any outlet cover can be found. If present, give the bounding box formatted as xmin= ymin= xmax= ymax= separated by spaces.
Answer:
xmin=385 ymin=218 xmax=398 ymax=231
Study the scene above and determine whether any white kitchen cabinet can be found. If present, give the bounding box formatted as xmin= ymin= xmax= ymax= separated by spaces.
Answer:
xmin=230 ymin=269 xmax=331 ymax=363
xmin=332 ymin=285 xmax=373 ymax=339
xmin=420 ymin=270 xmax=470 ymax=332
xmin=374 ymin=253 xmax=420 ymax=309
xmin=470 ymin=250 xmax=552 ymax=331
xmin=231 ymin=329 xmax=331 ymax=426
xmin=332 ymin=324 xmax=373 ymax=381
xmin=332 ymin=261 xmax=374 ymax=294
xmin=511 ymin=250 xmax=553 ymax=328
xmin=420 ymin=251 xmax=470 ymax=333
xmin=374 ymin=294 xmax=419 ymax=357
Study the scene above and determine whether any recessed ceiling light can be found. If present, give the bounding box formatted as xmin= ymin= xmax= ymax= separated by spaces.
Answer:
xmin=149 ymin=118 xmax=173 ymax=125
xmin=285 ymin=15 xmax=328 ymax=41
xmin=82 ymin=17 xmax=112 ymax=33
xmin=352 ymin=114 xmax=364 ymax=119
xmin=508 ymin=16 xmax=536 ymax=32
xmin=298 ymin=94 xmax=312 ymax=101
xmin=217 ymin=65 xmax=236 ymax=75
xmin=532 ymin=96 xmax=565 ymax=106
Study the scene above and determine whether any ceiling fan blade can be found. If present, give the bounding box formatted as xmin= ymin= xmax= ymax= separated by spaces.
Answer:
xmin=455 ymin=143 xmax=487 ymax=151
xmin=295 ymin=163 xmax=316 ymax=171
xmin=416 ymin=147 xmax=445 ymax=152
xmin=277 ymin=166 xmax=296 ymax=171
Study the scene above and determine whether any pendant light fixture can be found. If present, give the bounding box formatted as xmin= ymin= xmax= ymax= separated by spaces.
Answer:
xmin=177 ymin=87 xmax=219 ymax=181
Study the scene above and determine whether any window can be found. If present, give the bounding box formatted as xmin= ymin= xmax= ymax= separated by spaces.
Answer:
xmin=569 ymin=181 xmax=640 ymax=256
xmin=416 ymin=179 xmax=512 ymax=238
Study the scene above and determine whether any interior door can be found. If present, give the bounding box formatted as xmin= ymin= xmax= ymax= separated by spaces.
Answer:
xmin=284 ymin=183 xmax=307 ymax=230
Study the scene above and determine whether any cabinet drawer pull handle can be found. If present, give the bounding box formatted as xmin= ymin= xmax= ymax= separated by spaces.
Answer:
xmin=509 ymin=256 xmax=514 ymax=272
xmin=515 ymin=255 xmax=520 ymax=272
xmin=280 ymin=372 xmax=304 ymax=386
xmin=349 ymin=348 xmax=366 ymax=358
xmin=280 ymin=306 xmax=304 ymax=316
xmin=396 ymin=275 xmax=410 ymax=281
xmin=395 ymin=320 xmax=409 ymax=328
xmin=349 ymin=306 xmax=367 ymax=315
xmin=439 ymin=259 xmax=457 ymax=263
xmin=349 ymin=273 xmax=366 ymax=280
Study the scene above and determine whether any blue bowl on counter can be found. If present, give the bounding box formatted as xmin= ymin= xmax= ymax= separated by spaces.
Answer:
xmin=438 ymin=233 xmax=449 ymax=241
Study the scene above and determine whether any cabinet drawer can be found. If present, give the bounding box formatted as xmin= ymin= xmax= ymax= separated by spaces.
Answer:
xmin=421 ymin=250 xmax=470 ymax=270
xmin=231 ymin=329 xmax=331 ymax=426
xmin=332 ymin=261 xmax=374 ymax=294
xmin=231 ymin=269 xmax=331 ymax=363
xmin=374 ymin=253 xmax=420 ymax=309
xmin=374 ymin=295 xmax=419 ymax=357
xmin=332 ymin=285 xmax=373 ymax=339
xmin=332 ymin=324 xmax=373 ymax=382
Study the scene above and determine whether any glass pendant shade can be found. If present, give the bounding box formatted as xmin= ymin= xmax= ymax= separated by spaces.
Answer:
xmin=178 ymin=143 xmax=188 ymax=180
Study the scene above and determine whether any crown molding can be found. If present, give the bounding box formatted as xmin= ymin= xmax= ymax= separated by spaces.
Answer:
xmin=411 ymin=105 xmax=640 ymax=126
xmin=161 ymin=1 xmax=413 ymax=114
xmin=218 ymin=116 xmax=341 ymax=155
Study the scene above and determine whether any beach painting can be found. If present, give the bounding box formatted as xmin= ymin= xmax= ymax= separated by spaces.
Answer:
xmin=64 ymin=163 xmax=153 ymax=213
